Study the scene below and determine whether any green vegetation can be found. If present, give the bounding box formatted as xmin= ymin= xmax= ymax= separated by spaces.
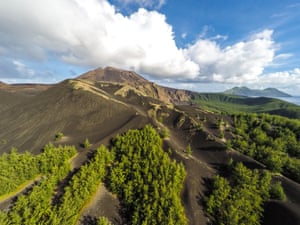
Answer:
xmin=191 ymin=93 xmax=300 ymax=118
xmin=55 ymin=132 xmax=64 ymax=140
xmin=160 ymin=127 xmax=170 ymax=138
xmin=0 ymin=144 xmax=112 ymax=225
xmin=109 ymin=125 xmax=187 ymax=225
xmin=84 ymin=137 xmax=91 ymax=148
xmin=0 ymin=139 xmax=6 ymax=145
xmin=206 ymin=162 xmax=285 ymax=225
xmin=0 ymin=145 xmax=76 ymax=197
xmin=269 ymin=181 xmax=287 ymax=201
xmin=0 ymin=125 xmax=187 ymax=225
xmin=226 ymin=140 xmax=232 ymax=151
xmin=197 ymin=122 xmax=204 ymax=131
xmin=97 ymin=217 xmax=114 ymax=225
xmin=232 ymin=113 xmax=300 ymax=183
xmin=0 ymin=148 xmax=39 ymax=196
xmin=187 ymin=144 xmax=192 ymax=156
xmin=52 ymin=145 xmax=113 ymax=225
xmin=0 ymin=144 xmax=77 ymax=225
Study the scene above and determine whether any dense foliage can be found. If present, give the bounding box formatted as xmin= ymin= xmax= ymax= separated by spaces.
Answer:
xmin=0 ymin=126 xmax=187 ymax=225
xmin=0 ymin=144 xmax=76 ymax=197
xmin=206 ymin=162 xmax=279 ymax=225
xmin=0 ymin=144 xmax=112 ymax=225
xmin=109 ymin=125 xmax=187 ymax=225
xmin=0 ymin=144 xmax=76 ymax=224
xmin=0 ymin=148 xmax=39 ymax=196
xmin=232 ymin=113 xmax=300 ymax=182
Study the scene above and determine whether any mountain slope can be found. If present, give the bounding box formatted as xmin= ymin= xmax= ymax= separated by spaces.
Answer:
xmin=0 ymin=90 xmax=30 ymax=113
xmin=0 ymin=79 xmax=148 ymax=154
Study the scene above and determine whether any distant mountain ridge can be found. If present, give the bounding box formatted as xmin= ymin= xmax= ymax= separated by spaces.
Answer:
xmin=223 ymin=86 xmax=291 ymax=97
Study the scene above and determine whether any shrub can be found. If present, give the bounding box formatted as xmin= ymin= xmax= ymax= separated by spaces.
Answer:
xmin=1 ymin=139 xmax=7 ymax=145
xmin=84 ymin=138 xmax=91 ymax=148
xmin=97 ymin=217 xmax=113 ymax=225
xmin=55 ymin=132 xmax=64 ymax=141
xmin=160 ymin=127 xmax=169 ymax=138
xmin=270 ymin=182 xmax=286 ymax=201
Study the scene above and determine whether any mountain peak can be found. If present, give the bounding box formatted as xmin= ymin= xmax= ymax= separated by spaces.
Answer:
xmin=78 ymin=66 xmax=148 ymax=84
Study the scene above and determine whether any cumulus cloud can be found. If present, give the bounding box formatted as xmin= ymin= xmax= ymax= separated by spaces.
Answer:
xmin=259 ymin=68 xmax=300 ymax=87
xmin=186 ymin=29 xmax=275 ymax=83
xmin=0 ymin=0 xmax=199 ymax=79
xmin=0 ymin=0 xmax=298 ymax=92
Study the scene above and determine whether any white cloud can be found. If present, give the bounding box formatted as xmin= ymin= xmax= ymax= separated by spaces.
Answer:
xmin=186 ymin=29 xmax=275 ymax=83
xmin=0 ymin=0 xmax=198 ymax=79
xmin=246 ymin=68 xmax=300 ymax=96
xmin=258 ymin=68 xmax=300 ymax=86
xmin=118 ymin=0 xmax=166 ymax=9
xmin=0 ymin=0 xmax=299 ymax=93
xmin=13 ymin=61 xmax=35 ymax=78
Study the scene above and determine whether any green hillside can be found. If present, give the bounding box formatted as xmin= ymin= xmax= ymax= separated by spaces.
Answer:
xmin=191 ymin=93 xmax=300 ymax=118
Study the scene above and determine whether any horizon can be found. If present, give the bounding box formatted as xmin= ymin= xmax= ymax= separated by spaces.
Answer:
xmin=1 ymin=66 xmax=299 ymax=98
xmin=0 ymin=0 xmax=299 ymax=95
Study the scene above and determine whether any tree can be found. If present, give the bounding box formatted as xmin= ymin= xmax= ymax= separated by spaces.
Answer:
xmin=206 ymin=162 xmax=272 ymax=225
xmin=270 ymin=182 xmax=286 ymax=201
xmin=160 ymin=127 xmax=169 ymax=138
xmin=97 ymin=217 xmax=113 ymax=225
xmin=109 ymin=125 xmax=187 ymax=225
xmin=186 ymin=144 xmax=192 ymax=156
xmin=55 ymin=132 xmax=63 ymax=141
xmin=84 ymin=138 xmax=91 ymax=148
xmin=226 ymin=140 xmax=232 ymax=151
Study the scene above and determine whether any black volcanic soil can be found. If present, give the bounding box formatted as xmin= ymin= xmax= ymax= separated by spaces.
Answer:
xmin=0 ymin=80 xmax=149 ymax=154
xmin=78 ymin=184 xmax=122 ymax=225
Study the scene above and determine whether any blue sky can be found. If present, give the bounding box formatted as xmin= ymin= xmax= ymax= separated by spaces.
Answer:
xmin=0 ymin=0 xmax=300 ymax=95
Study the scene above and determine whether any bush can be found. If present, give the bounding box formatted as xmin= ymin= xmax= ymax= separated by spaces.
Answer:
xmin=1 ymin=139 xmax=7 ymax=145
xmin=97 ymin=217 xmax=113 ymax=225
xmin=270 ymin=182 xmax=286 ymax=201
xmin=84 ymin=138 xmax=91 ymax=148
xmin=160 ymin=127 xmax=169 ymax=138
xmin=55 ymin=132 xmax=64 ymax=141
